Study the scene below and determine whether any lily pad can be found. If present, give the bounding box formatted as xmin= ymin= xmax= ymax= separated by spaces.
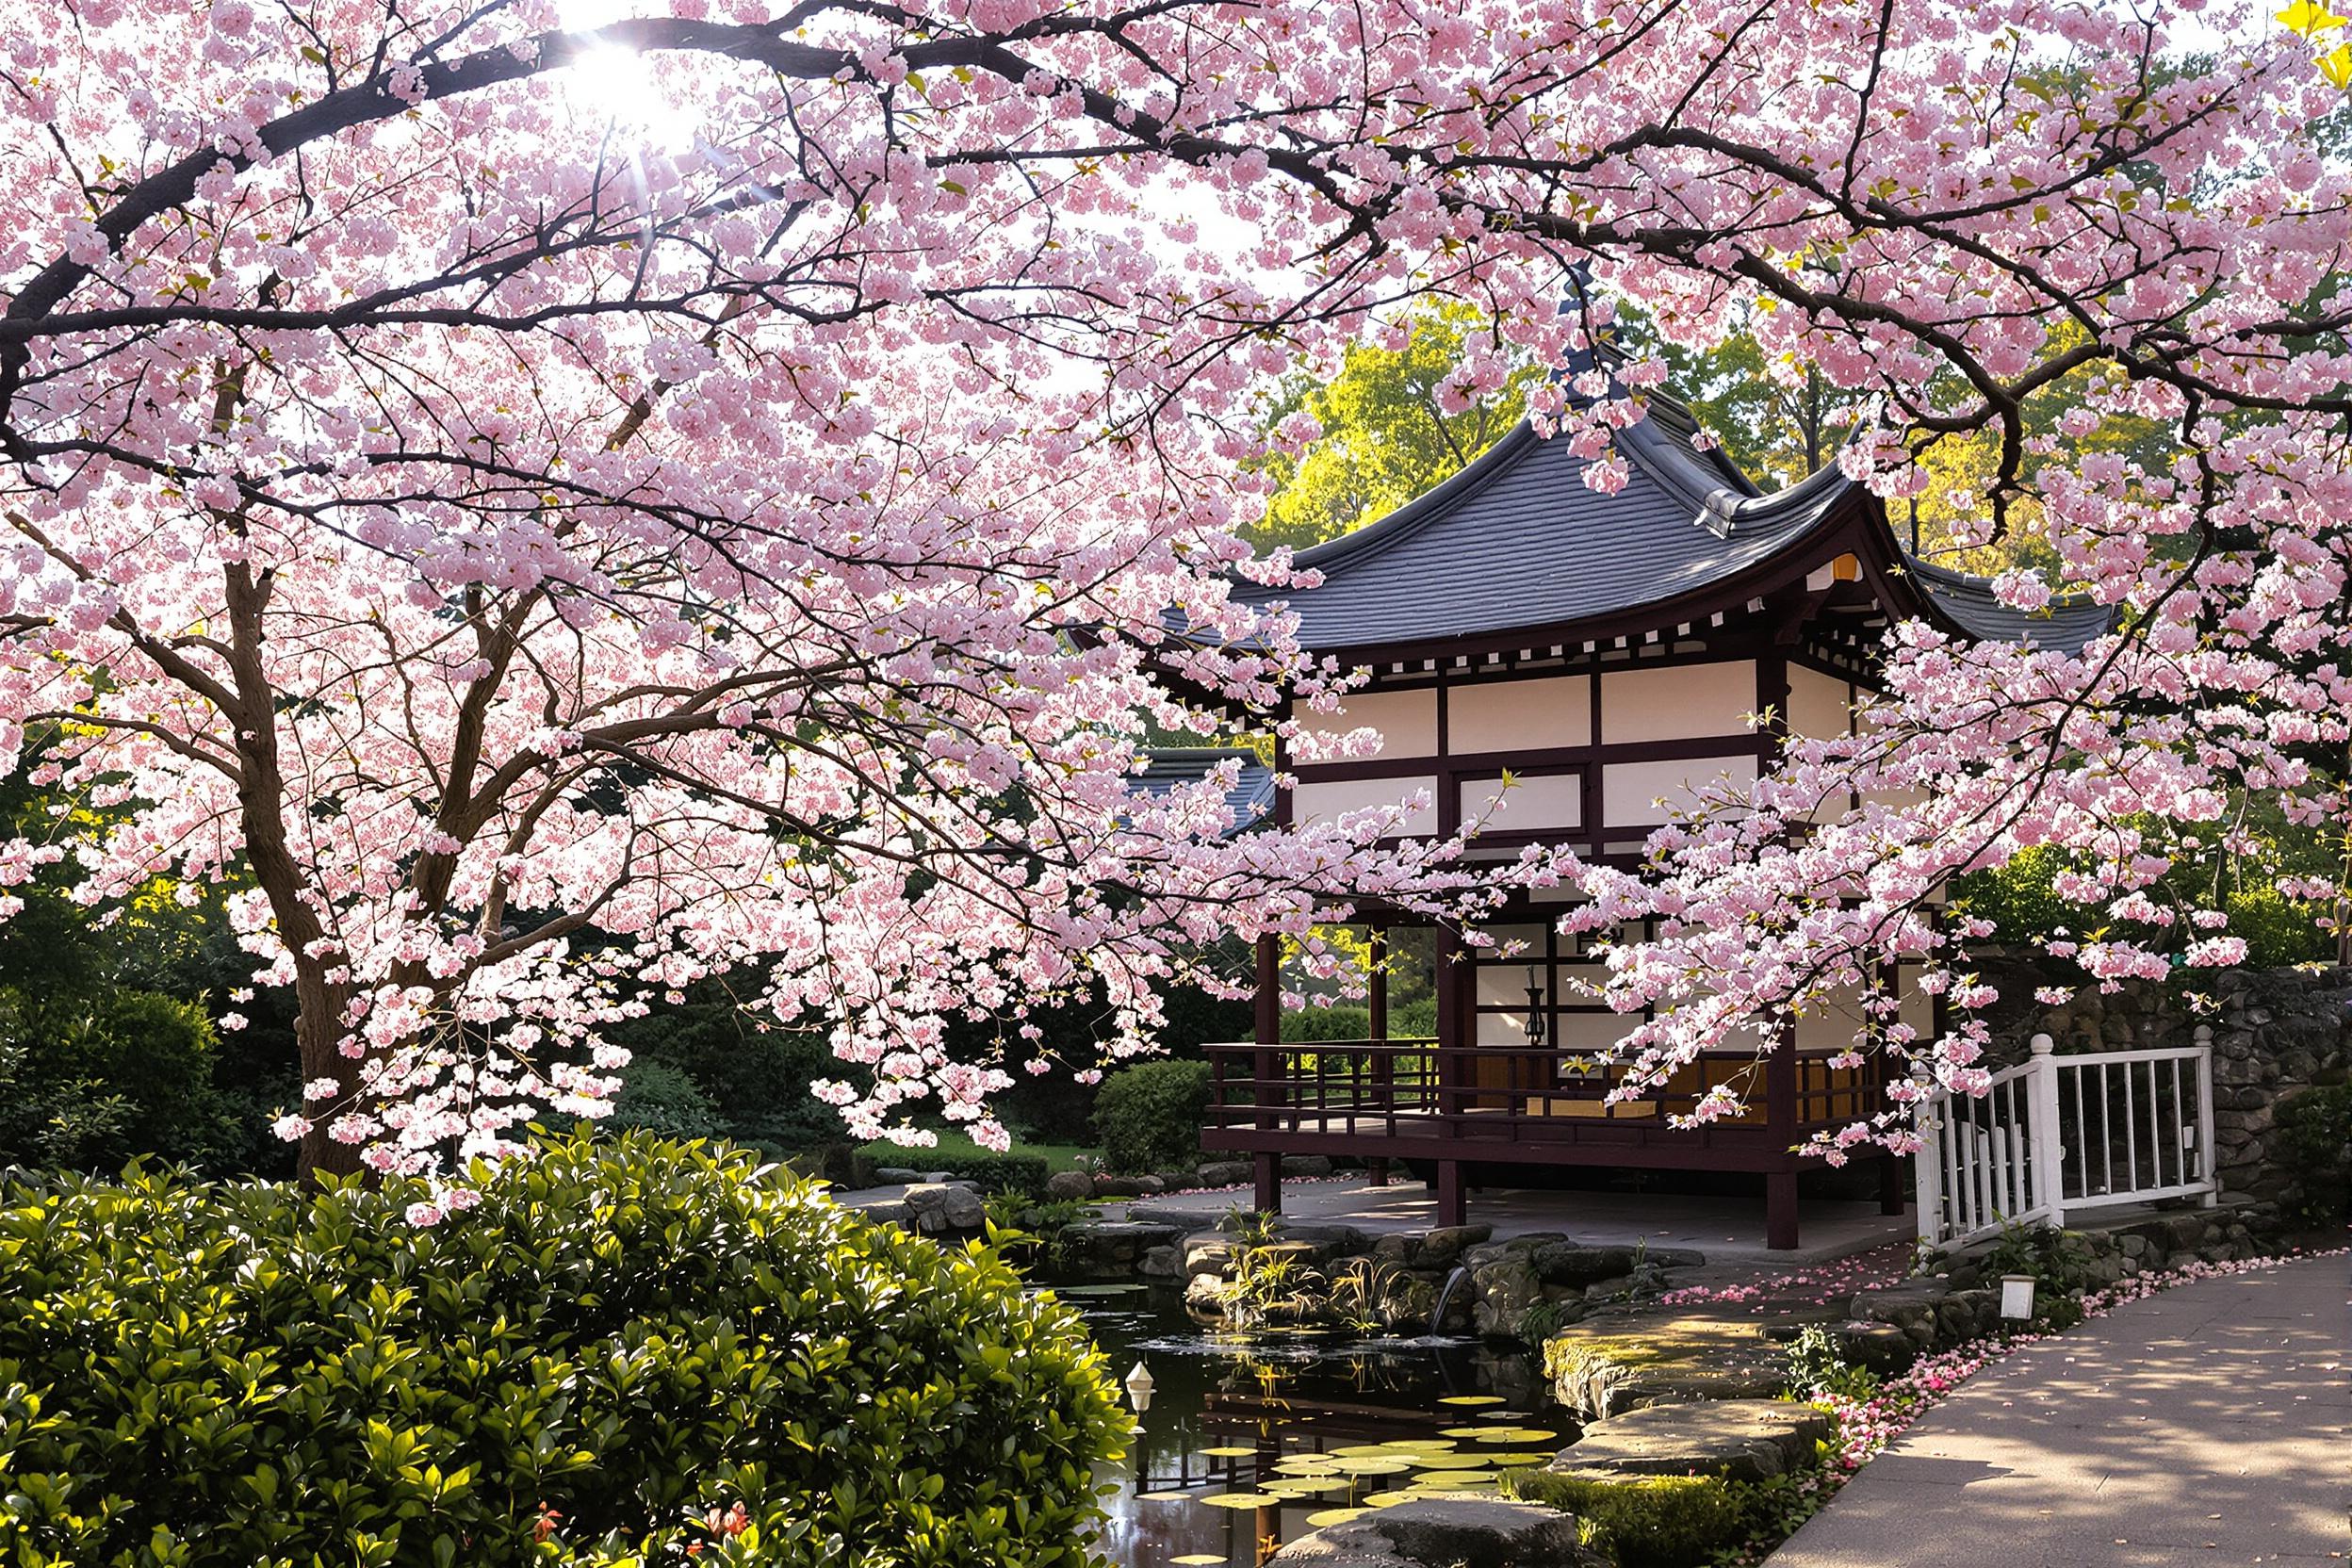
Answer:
xmin=1274 ymin=1478 xmax=1352 ymax=1496
xmin=1139 ymin=1490 xmax=1197 ymax=1501
xmin=1486 ymin=1452 xmax=1549 ymax=1467
xmin=1378 ymin=1438 xmax=1456 ymax=1451
xmin=1413 ymin=1468 xmax=1497 ymax=1487
xmin=1406 ymin=1452 xmax=1493 ymax=1469
xmin=1173 ymin=1557 xmax=1226 ymax=1566
xmin=1437 ymin=1395 xmax=1504 ymax=1407
xmin=1363 ymin=1489 xmax=1421 ymax=1508
xmin=1475 ymin=1428 xmax=1558 ymax=1444
xmin=1200 ymin=1446 xmax=1259 ymax=1458
xmin=1200 ymin=1492 xmax=1284 ymax=1510
xmin=1306 ymin=1508 xmax=1368 ymax=1527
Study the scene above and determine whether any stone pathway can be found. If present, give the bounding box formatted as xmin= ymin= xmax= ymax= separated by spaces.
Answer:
xmin=1770 ymin=1253 xmax=2350 ymax=1568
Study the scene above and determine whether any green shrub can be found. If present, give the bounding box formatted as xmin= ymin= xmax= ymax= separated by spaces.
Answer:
xmin=606 ymin=1058 xmax=727 ymax=1140
xmin=0 ymin=1133 xmax=1124 ymax=1567
xmin=1506 ymin=1470 xmax=1748 ymax=1568
xmin=867 ymin=1148 xmax=1053 ymax=1196
xmin=1784 ymin=1324 xmax=1881 ymax=1403
xmin=1092 ymin=1059 xmax=1215 ymax=1173
xmin=2277 ymin=1082 xmax=2352 ymax=1223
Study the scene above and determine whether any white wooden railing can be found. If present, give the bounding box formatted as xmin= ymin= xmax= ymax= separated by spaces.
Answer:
xmin=1916 ymin=1028 xmax=2218 ymax=1248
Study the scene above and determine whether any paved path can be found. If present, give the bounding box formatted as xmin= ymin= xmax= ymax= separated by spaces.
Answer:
xmin=1770 ymin=1253 xmax=2350 ymax=1568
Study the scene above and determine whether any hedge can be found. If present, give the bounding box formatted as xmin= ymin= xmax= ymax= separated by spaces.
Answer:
xmin=1092 ymin=1060 xmax=1215 ymax=1173
xmin=0 ymin=1134 xmax=1125 ymax=1566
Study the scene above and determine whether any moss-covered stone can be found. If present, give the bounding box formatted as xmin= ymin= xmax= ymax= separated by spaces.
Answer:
xmin=1541 ymin=1314 xmax=1786 ymax=1417
xmin=1505 ymin=1471 xmax=1746 ymax=1568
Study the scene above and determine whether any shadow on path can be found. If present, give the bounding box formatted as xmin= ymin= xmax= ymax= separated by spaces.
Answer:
xmin=1768 ymin=1254 xmax=2350 ymax=1568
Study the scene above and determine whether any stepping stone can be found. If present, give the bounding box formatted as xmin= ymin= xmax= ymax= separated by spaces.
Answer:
xmin=1267 ymin=1495 xmax=1609 ymax=1567
xmin=1543 ymin=1312 xmax=1787 ymax=1418
xmin=1547 ymin=1398 xmax=1836 ymax=1485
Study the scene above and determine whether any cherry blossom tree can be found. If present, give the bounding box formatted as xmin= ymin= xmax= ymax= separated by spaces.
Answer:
xmin=2 ymin=0 xmax=2344 ymax=1189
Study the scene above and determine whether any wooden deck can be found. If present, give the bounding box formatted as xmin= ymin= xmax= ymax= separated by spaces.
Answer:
xmin=1200 ymin=1036 xmax=1904 ymax=1246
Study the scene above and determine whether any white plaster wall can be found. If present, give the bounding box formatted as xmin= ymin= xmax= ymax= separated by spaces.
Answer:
xmin=1599 ymin=661 xmax=1758 ymax=744
xmin=1602 ymin=753 xmax=1759 ymax=825
xmin=1460 ymin=771 xmax=1582 ymax=832
xmin=1450 ymin=675 xmax=1592 ymax=754
xmin=1291 ymin=775 xmax=1438 ymax=835
xmin=1293 ymin=686 xmax=1439 ymax=759
xmin=1788 ymin=664 xmax=1854 ymax=741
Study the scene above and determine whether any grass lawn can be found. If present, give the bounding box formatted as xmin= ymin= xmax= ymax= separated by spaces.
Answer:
xmin=858 ymin=1131 xmax=1099 ymax=1172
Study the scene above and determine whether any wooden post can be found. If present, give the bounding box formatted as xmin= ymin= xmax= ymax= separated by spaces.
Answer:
xmin=1433 ymin=922 xmax=1467 ymax=1227
xmin=1436 ymin=1159 xmax=1465 ymax=1229
xmin=1766 ymin=1017 xmax=1800 ymax=1250
xmin=1366 ymin=925 xmax=1389 ymax=1187
xmin=1252 ymin=932 xmax=1282 ymax=1217
xmin=1877 ymin=1154 xmax=1907 ymax=1216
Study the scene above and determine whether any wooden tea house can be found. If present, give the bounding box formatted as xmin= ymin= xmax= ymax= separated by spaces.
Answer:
xmin=1192 ymin=383 xmax=2110 ymax=1249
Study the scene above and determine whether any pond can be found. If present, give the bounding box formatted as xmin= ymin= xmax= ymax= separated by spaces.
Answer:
xmin=1048 ymin=1283 xmax=1570 ymax=1568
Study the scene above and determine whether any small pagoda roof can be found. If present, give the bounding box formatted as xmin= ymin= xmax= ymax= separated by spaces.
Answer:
xmin=1233 ymin=393 xmax=2113 ymax=659
xmin=1129 ymin=746 xmax=1275 ymax=835
xmin=1903 ymin=556 xmax=2115 ymax=655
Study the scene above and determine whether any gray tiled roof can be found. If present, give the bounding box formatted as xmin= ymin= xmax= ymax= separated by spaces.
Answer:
xmin=1232 ymin=398 xmax=1854 ymax=651
xmin=1905 ymin=557 xmax=2115 ymax=657
xmin=1129 ymin=747 xmax=1275 ymax=836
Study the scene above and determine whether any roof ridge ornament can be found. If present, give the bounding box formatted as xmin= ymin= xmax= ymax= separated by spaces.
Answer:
xmin=1695 ymin=487 xmax=1742 ymax=539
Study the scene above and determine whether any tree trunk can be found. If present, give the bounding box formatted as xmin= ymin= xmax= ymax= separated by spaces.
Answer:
xmin=293 ymin=968 xmax=363 ymax=1184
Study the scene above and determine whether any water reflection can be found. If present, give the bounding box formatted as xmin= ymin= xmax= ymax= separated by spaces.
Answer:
xmin=1044 ymin=1284 xmax=1565 ymax=1568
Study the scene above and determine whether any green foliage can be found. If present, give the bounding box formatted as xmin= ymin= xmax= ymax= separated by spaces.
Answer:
xmin=1217 ymin=1209 xmax=1325 ymax=1330
xmin=0 ymin=1134 xmax=1125 ymax=1567
xmin=1709 ymin=1458 xmax=1840 ymax=1567
xmin=1092 ymin=1059 xmax=1215 ymax=1174
xmin=606 ymin=1058 xmax=727 ymax=1140
xmin=1980 ymin=1219 xmax=2098 ymax=1324
xmin=1952 ymin=826 xmax=2336 ymax=971
xmin=1277 ymin=999 xmax=1439 ymax=1043
xmin=1246 ymin=301 xmax=1543 ymax=551
xmin=981 ymin=1194 xmax=1099 ymax=1273
xmin=2275 ymin=1082 xmax=2352 ymax=1223
xmin=1783 ymin=1326 xmax=1881 ymax=1404
xmin=0 ymin=986 xmax=232 ymax=1171
xmin=1507 ymin=1469 xmax=1749 ymax=1568
xmin=887 ymin=1148 xmax=1054 ymax=1196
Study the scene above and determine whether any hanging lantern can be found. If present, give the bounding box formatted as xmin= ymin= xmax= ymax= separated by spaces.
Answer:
xmin=1524 ymin=966 xmax=1547 ymax=1047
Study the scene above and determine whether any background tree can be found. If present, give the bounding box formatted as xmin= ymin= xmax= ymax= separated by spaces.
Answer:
xmin=1248 ymin=301 xmax=1545 ymax=551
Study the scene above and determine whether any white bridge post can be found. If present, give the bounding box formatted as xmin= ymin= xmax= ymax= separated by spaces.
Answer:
xmin=2194 ymin=1023 xmax=2219 ymax=1208
xmin=2028 ymin=1033 xmax=2065 ymax=1229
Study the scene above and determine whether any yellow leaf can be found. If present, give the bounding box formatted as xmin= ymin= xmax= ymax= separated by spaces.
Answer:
xmin=2279 ymin=0 xmax=2346 ymax=37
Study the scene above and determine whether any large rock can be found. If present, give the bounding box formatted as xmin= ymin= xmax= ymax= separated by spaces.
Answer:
xmin=1849 ymin=1279 xmax=1953 ymax=1346
xmin=1091 ymin=1174 xmax=1167 ymax=1199
xmin=1549 ymin=1398 xmax=1836 ymax=1485
xmin=901 ymin=1181 xmax=987 ymax=1233
xmin=1268 ymin=1497 xmax=1607 ymax=1568
xmin=1528 ymin=1244 xmax=1637 ymax=1288
xmin=1044 ymin=1169 xmax=1096 ymax=1201
xmin=1543 ymin=1313 xmax=1786 ymax=1418
xmin=1055 ymin=1219 xmax=1183 ymax=1276
xmin=1471 ymin=1256 xmax=1544 ymax=1339
xmin=1282 ymin=1154 xmax=1336 ymax=1178
xmin=1386 ymin=1224 xmax=1493 ymax=1271
xmin=1195 ymin=1160 xmax=1254 ymax=1187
